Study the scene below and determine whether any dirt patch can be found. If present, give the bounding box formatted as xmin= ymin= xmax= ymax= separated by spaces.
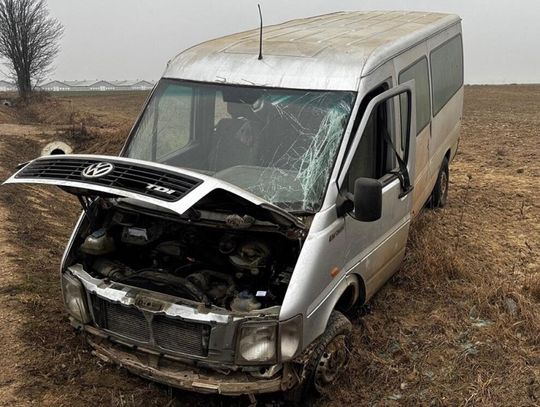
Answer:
xmin=0 ymin=87 xmax=538 ymax=406
xmin=0 ymin=107 xmax=16 ymax=124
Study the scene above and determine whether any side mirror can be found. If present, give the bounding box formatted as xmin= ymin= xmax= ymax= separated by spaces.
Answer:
xmin=353 ymin=178 xmax=382 ymax=222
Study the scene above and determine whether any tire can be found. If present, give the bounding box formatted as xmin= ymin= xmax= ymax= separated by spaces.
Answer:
xmin=429 ymin=157 xmax=449 ymax=208
xmin=285 ymin=311 xmax=352 ymax=405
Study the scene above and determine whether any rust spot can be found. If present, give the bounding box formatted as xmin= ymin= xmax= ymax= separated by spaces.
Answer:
xmin=330 ymin=267 xmax=340 ymax=278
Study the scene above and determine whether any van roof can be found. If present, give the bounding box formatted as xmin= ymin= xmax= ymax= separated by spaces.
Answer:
xmin=164 ymin=11 xmax=460 ymax=91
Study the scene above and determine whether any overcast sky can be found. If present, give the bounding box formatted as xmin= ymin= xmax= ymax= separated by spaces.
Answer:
xmin=6 ymin=0 xmax=540 ymax=84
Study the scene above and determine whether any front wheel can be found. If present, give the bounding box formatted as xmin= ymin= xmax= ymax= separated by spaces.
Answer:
xmin=429 ymin=157 xmax=449 ymax=208
xmin=285 ymin=311 xmax=352 ymax=405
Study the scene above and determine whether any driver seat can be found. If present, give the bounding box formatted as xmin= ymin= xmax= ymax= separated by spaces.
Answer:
xmin=209 ymin=102 xmax=262 ymax=172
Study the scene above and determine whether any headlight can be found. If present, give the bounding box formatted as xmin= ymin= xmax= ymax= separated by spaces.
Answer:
xmin=279 ymin=315 xmax=302 ymax=361
xmin=237 ymin=322 xmax=277 ymax=364
xmin=236 ymin=315 xmax=303 ymax=365
xmin=61 ymin=273 xmax=91 ymax=323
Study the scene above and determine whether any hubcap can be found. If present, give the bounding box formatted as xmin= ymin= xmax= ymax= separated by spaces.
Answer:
xmin=314 ymin=334 xmax=349 ymax=394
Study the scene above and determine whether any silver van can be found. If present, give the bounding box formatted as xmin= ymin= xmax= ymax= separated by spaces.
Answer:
xmin=5 ymin=10 xmax=464 ymax=402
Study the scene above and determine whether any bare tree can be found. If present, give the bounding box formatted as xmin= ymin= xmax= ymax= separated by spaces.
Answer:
xmin=0 ymin=0 xmax=63 ymax=98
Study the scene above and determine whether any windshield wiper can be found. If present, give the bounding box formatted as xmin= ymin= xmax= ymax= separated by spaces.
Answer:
xmin=273 ymin=202 xmax=315 ymax=216
xmin=288 ymin=210 xmax=315 ymax=216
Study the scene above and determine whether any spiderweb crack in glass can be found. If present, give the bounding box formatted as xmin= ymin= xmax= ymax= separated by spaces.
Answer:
xmin=124 ymin=79 xmax=355 ymax=213
xmin=245 ymin=97 xmax=352 ymax=212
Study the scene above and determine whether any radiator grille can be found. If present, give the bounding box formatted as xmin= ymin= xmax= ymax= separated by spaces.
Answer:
xmin=91 ymin=296 xmax=210 ymax=357
xmin=100 ymin=300 xmax=150 ymax=342
xmin=16 ymin=157 xmax=202 ymax=202
xmin=153 ymin=315 xmax=210 ymax=356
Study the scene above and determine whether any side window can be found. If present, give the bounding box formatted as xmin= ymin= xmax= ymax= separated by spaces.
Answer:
xmin=430 ymin=35 xmax=464 ymax=115
xmin=346 ymin=92 xmax=399 ymax=191
xmin=399 ymin=57 xmax=431 ymax=140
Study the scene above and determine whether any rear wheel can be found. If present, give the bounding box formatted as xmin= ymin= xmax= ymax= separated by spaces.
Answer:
xmin=429 ymin=157 xmax=449 ymax=208
xmin=285 ymin=311 xmax=352 ymax=405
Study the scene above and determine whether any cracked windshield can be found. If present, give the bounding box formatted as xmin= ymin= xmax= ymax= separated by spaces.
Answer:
xmin=124 ymin=80 xmax=355 ymax=212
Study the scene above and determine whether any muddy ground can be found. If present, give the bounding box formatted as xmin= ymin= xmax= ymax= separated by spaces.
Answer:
xmin=0 ymin=86 xmax=538 ymax=406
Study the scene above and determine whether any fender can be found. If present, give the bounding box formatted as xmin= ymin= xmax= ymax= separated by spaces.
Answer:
xmin=303 ymin=273 xmax=362 ymax=347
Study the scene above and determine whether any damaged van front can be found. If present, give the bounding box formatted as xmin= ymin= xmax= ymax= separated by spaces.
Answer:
xmin=5 ymin=81 xmax=356 ymax=398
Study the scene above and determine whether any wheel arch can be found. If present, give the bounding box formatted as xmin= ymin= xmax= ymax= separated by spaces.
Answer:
xmin=335 ymin=273 xmax=366 ymax=312
xmin=303 ymin=273 xmax=364 ymax=347
xmin=445 ymin=148 xmax=451 ymax=161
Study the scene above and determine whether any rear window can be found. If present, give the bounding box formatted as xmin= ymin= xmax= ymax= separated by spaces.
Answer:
xmin=430 ymin=35 xmax=464 ymax=115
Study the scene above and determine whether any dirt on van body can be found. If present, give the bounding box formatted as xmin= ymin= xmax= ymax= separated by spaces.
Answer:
xmin=0 ymin=86 xmax=538 ymax=406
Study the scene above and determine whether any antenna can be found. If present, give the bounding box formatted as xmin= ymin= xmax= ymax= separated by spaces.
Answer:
xmin=257 ymin=4 xmax=263 ymax=60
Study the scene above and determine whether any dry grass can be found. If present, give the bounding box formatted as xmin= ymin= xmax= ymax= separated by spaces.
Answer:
xmin=327 ymin=212 xmax=540 ymax=406
xmin=7 ymin=91 xmax=147 ymax=127
xmin=0 ymin=87 xmax=538 ymax=406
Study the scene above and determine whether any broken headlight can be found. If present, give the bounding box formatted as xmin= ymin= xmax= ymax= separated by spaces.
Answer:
xmin=236 ymin=322 xmax=278 ymax=364
xmin=61 ymin=272 xmax=91 ymax=323
xmin=236 ymin=315 xmax=303 ymax=365
xmin=279 ymin=314 xmax=302 ymax=361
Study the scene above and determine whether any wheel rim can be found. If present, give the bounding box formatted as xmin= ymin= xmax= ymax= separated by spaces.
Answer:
xmin=439 ymin=170 xmax=448 ymax=206
xmin=314 ymin=334 xmax=350 ymax=394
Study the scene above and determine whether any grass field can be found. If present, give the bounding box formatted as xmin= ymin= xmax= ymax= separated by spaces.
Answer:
xmin=0 ymin=86 xmax=538 ymax=406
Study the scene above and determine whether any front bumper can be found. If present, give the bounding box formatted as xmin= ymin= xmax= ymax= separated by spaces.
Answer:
xmin=68 ymin=264 xmax=300 ymax=395
xmin=87 ymin=335 xmax=298 ymax=396
xmin=69 ymin=264 xmax=281 ymax=364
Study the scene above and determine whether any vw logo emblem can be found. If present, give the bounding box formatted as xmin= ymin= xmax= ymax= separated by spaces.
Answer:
xmin=82 ymin=162 xmax=114 ymax=178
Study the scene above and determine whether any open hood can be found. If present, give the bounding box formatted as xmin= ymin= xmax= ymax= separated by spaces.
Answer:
xmin=3 ymin=154 xmax=305 ymax=231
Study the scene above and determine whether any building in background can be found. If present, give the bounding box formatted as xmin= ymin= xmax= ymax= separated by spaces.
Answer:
xmin=0 ymin=80 xmax=16 ymax=92
xmin=40 ymin=80 xmax=77 ymax=91
xmin=89 ymin=81 xmax=116 ymax=91
xmin=108 ymin=80 xmax=155 ymax=91
xmin=37 ymin=79 xmax=155 ymax=92
xmin=63 ymin=80 xmax=97 ymax=91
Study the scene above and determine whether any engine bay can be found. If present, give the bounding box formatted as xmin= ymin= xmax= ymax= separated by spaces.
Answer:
xmin=70 ymin=199 xmax=302 ymax=312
